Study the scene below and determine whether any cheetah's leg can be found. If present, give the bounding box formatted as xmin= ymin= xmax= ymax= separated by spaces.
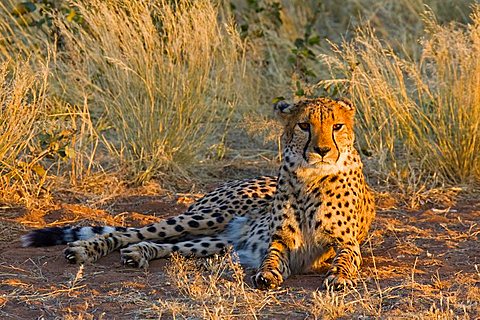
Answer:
xmin=324 ymin=240 xmax=362 ymax=289
xmin=253 ymin=233 xmax=293 ymax=290
xmin=119 ymin=237 xmax=231 ymax=268
xmin=64 ymin=210 xmax=233 ymax=264
xmin=309 ymin=246 xmax=336 ymax=273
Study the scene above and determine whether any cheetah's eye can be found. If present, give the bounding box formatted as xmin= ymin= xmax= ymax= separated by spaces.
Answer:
xmin=333 ymin=124 xmax=344 ymax=131
xmin=298 ymin=123 xmax=310 ymax=131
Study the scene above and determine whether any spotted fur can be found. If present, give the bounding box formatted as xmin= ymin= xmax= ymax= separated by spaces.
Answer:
xmin=22 ymin=97 xmax=375 ymax=290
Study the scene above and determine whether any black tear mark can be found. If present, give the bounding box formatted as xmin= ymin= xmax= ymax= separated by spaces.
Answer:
xmin=332 ymin=127 xmax=340 ymax=162
xmin=302 ymin=127 xmax=311 ymax=161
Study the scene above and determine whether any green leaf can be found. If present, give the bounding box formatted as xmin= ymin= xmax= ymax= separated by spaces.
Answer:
xmin=295 ymin=81 xmax=305 ymax=97
xmin=240 ymin=24 xmax=249 ymax=38
xmin=295 ymin=88 xmax=305 ymax=97
xmin=307 ymin=35 xmax=320 ymax=46
xmin=304 ymin=68 xmax=317 ymax=78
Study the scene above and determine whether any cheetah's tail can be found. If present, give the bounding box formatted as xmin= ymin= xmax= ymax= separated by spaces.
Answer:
xmin=21 ymin=226 xmax=137 ymax=247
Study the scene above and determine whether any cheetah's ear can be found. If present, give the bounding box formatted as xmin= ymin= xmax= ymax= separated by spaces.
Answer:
xmin=273 ymin=100 xmax=301 ymax=122
xmin=335 ymin=97 xmax=355 ymax=112
xmin=274 ymin=100 xmax=294 ymax=113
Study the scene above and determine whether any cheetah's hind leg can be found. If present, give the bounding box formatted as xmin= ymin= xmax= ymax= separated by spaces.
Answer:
xmin=120 ymin=236 xmax=232 ymax=268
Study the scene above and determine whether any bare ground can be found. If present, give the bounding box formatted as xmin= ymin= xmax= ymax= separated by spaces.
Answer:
xmin=0 ymin=191 xmax=479 ymax=319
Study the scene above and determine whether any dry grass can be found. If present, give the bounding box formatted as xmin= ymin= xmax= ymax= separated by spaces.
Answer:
xmin=0 ymin=58 xmax=51 ymax=206
xmin=49 ymin=0 xmax=257 ymax=184
xmin=1 ymin=1 xmax=480 ymax=318
xmin=0 ymin=0 xmax=479 ymax=195
xmin=320 ymin=6 xmax=480 ymax=191
xmin=0 ymin=0 xmax=263 ymax=189
xmin=159 ymin=252 xmax=267 ymax=318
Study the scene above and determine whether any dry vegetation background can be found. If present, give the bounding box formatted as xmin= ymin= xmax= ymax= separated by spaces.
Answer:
xmin=0 ymin=0 xmax=479 ymax=319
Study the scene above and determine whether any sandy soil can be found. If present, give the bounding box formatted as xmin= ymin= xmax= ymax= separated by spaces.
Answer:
xmin=1 ymin=193 xmax=479 ymax=319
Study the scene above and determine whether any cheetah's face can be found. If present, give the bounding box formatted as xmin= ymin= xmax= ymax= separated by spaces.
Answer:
xmin=275 ymin=97 xmax=356 ymax=170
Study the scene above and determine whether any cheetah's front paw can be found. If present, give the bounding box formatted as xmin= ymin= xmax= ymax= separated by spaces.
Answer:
xmin=323 ymin=267 xmax=356 ymax=290
xmin=253 ymin=270 xmax=283 ymax=290
xmin=120 ymin=245 xmax=149 ymax=269
xmin=64 ymin=241 xmax=95 ymax=264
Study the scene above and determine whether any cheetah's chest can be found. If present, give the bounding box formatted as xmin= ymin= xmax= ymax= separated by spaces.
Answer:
xmin=293 ymin=173 xmax=364 ymax=243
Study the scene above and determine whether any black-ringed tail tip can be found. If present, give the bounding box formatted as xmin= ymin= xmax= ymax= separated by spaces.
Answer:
xmin=21 ymin=226 xmax=133 ymax=247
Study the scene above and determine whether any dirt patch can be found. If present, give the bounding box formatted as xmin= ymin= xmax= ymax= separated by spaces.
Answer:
xmin=1 ymin=195 xmax=479 ymax=319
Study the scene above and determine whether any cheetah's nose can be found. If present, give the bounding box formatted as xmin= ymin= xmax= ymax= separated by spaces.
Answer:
xmin=313 ymin=146 xmax=331 ymax=157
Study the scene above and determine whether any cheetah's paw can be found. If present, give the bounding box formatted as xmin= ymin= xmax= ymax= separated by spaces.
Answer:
xmin=323 ymin=268 xmax=356 ymax=290
xmin=120 ymin=245 xmax=149 ymax=269
xmin=253 ymin=270 xmax=283 ymax=290
xmin=64 ymin=241 xmax=94 ymax=264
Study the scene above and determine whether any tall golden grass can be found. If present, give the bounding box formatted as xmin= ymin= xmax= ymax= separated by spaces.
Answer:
xmin=0 ymin=59 xmax=50 ymax=205
xmin=51 ymin=0 xmax=256 ymax=184
xmin=1 ymin=0 xmax=260 ymax=187
xmin=321 ymin=6 xmax=480 ymax=186
xmin=0 ymin=0 xmax=478 ymax=205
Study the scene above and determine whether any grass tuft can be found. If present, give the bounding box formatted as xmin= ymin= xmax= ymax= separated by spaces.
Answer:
xmin=0 ymin=58 xmax=50 ymax=205
xmin=51 ymin=0 xmax=253 ymax=184
xmin=321 ymin=5 xmax=480 ymax=188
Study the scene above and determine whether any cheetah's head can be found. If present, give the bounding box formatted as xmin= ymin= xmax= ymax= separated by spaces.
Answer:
xmin=275 ymin=97 xmax=357 ymax=173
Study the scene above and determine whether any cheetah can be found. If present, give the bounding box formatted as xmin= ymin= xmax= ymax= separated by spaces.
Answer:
xmin=22 ymin=97 xmax=375 ymax=290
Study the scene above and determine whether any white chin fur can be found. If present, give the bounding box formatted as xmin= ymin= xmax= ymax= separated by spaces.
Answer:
xmin=302 ymin=152 xmax=355 ymax=176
